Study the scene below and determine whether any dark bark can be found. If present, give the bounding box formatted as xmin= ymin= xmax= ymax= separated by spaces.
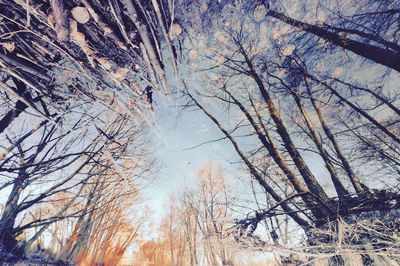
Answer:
xmin=308 ymin=75 xmax=400 ymax=144
xmin=332 ymin=77 xmax=400 ymax=117
xmin=290 ymin=91 xmax=351 ymax=199
xmin=0 ymin=100 xmax=28 ymax=134
xmin=186 ymin=89 xmax=310 ymax=228
xmin=267 ymin=10 xmax=400 ymax=73
xmin=321 ymin=23 xmax=400 ymax=53
xmin=0 ymin=168 xmax=27 ymax=253
xmin=265 ymin=68 xmax=351 ymax=199
xmin=0 ymin=78 xmax=32 ymax=134
xmin=236 ymin=41 xmax=333 ymax=209
xmin=0 ymin=53 xmax=51 ymax=83
xmin=223 ymin=89 xmax=328 ymax=219
xmin=304 ymin=77 xmax=367 ymax=195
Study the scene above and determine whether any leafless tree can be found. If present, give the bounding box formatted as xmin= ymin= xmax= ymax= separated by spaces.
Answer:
xmin=172 ymin=1 xmax=400 ymax=262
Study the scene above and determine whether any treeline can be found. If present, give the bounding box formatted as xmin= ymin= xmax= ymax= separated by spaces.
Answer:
xmin=135 ymin=162 xmax=275 ymax=266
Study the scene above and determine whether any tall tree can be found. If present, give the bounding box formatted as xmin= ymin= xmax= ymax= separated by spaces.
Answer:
xmin=173 ymin=0 xmax=400 ymax=248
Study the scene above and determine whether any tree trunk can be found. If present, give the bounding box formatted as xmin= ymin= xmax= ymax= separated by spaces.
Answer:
xmin=267 ymin=10 xmax=400 ymax=73
xmin=0 ymin=100 xmax=28 ymax=134
xmin=308 ymin=75 xmax=400 ymax=144
xmin=290 ymin=90 xmax=350 ymax=200
xmin=0 ymin=174 xmax=25 ymax=253
xmin=225 ymin=89 xmax=327 ymax=218
xmin=304 ymin=77 xmax=366 ymax=195
xmin=239 ymin=47 xmax=333 ymax=211
xmin=122 ymin=0 xmax=169 ymax=93
xmin=187 ymin=91 xmax=310 ymax=228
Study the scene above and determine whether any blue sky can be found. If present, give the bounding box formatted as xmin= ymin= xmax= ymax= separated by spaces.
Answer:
xmin=142 ymin=93 xmax=238 ymax=220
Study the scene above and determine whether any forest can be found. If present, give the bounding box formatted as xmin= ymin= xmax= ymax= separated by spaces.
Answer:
xmin=0 ymin=0 xmax=399 ymax=265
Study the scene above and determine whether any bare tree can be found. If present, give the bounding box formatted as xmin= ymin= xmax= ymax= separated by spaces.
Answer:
xmin=170 ymin=2 xmax=400 ymax=262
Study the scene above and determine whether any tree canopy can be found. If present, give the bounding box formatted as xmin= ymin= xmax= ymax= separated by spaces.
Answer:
xmin=1 ymin=0 xmax=400 ymax=264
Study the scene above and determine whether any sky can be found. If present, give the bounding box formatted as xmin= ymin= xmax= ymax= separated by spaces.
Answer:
xmin=141 ymin=92 xmax=238 ymax=221
xmin=2 ymin=1 xmax=399 ymax=261
xmin=134 ymin=0 xmax=337 ymax=225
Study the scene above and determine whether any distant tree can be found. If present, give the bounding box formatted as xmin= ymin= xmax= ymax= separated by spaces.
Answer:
xmin=186 ymin=162 xmax=235 ymax=266
xmin=142 ymin=162 xmax=239 ymax=266
xmin=62 ymin=167 xmax=149 ymax=264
